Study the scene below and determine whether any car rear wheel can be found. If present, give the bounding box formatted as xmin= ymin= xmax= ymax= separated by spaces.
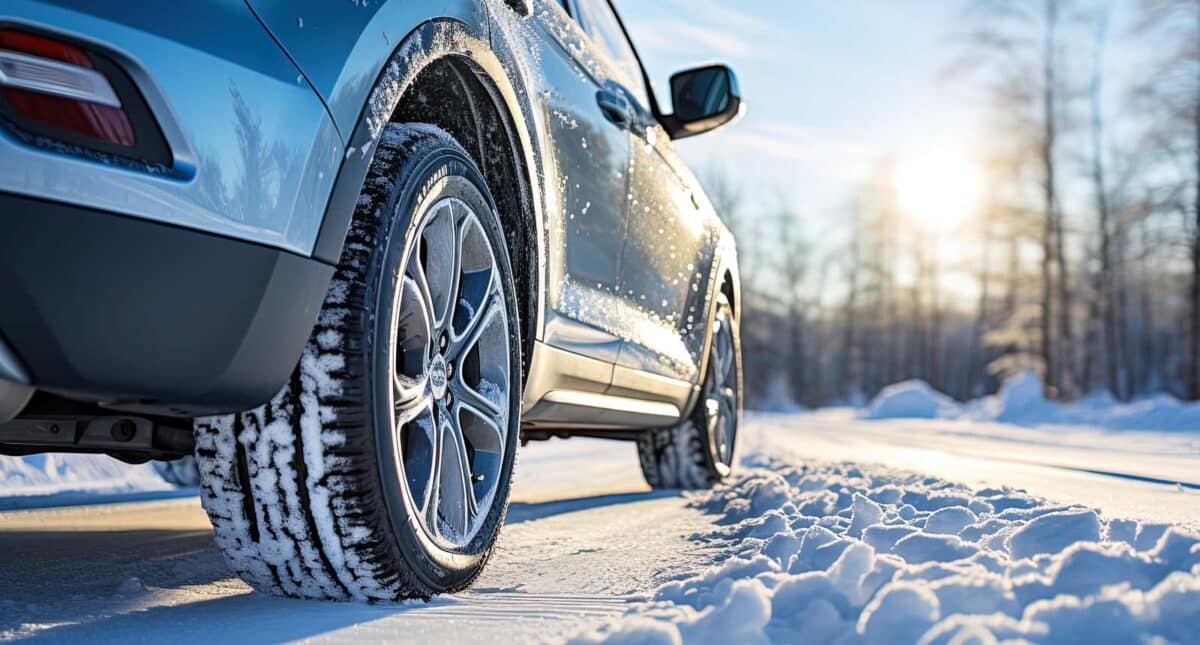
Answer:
xmin=194 ymin=124 xmax=522 ymax=600
xmin=637 ymin=293 xmax=741 ymax=489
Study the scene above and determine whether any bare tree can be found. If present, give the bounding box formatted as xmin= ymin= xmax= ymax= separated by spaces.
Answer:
xmin=1135 ymin=0 xmax=1200 ymax=399
xmin=1084 ymin=7 xmax=1130 ymax=399
xmin=952 ymin=0 xmax=1080 ymax=398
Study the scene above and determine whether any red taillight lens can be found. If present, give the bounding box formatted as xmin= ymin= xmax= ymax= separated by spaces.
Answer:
xmin=1 ymin=88 xmax=134 ymax=147
xmin=0 ymin=30 xmax=135 ymax=148
xmin=0 ymin=30 xmax=93 ymax=67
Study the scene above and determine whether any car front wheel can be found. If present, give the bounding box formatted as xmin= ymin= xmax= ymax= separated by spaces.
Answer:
xmin=637 ymin=293 xmax=741 ymax=489
xmin=194 ymin=123 xmax=522 ymax=600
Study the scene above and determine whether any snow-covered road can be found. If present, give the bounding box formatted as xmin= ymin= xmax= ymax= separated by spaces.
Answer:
xmin=750 ymin=410 xmax=1200 ymax=532
xmin=1 ymin=412 xmax=1197 ymax=642
xmin=0 ymin=438 xmax=714 ymax=642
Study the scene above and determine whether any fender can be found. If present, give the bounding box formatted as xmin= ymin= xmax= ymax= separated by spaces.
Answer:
xmin=682 ymin=230 xmax=741 ymax=419
xmin=304 ymin=17 xmax=550 ymax=346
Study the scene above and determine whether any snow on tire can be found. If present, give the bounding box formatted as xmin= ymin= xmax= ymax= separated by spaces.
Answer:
xmin=638 ymin=295 xmax=741 ymax=490
xmin=195 ymin=123 xmax=522 ymax=601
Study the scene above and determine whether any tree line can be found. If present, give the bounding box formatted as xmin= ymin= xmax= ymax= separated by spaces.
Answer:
xmin=711 ymin=0 xmax=1199 ymax=408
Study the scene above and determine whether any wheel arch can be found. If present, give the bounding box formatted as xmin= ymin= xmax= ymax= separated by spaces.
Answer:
xmin=312 ymin=19 xmax=546 ymax=378
xmin=681 ymin=233 xmax=741 ymax=419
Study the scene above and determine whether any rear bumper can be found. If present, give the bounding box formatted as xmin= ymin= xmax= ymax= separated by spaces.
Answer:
xmin=0 ymin=192 xmax=333 ymax=417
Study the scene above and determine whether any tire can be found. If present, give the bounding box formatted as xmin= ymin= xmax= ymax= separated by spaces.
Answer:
xmin=638 ymin=293 xmax=741 ymax=490
xmin=194 ymin=123 xmax=523 ymax=601
xmin=153 ymin=456 xmax=200 ymax=487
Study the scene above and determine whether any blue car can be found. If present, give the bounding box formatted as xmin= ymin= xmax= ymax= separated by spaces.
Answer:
xmin=0 ymin=0 xmax=742 ymax=599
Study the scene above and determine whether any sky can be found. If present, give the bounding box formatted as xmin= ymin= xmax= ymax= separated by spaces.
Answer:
xmin=613 ymin=0 xmax=1148 ymax=274
xmin=614 ymin=0 xmax=985 ymax=238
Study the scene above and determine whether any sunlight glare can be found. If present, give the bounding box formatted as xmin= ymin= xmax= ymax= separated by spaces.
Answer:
xmin=894 ymin=147 xmax=983 ymax=232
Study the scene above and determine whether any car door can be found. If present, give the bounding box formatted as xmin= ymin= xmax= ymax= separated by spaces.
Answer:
xmin=530 ymin=0 xmax=633 ymax=367
xmin=572 ymin=0 xmax=712 ymax=386
xmin=617 ymin=133 xmax=714 ymax=385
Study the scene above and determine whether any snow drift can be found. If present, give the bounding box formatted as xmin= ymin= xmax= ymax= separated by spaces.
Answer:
xmin=864 ymin=371 xmax=1200 ymax=432
xmin=572 ymin=456 xmax=1200 ymax=644
xmin=865 ymin=381 xmax=960 ymax=420
xmin=0 ymin=453 xmax=170 ymax=506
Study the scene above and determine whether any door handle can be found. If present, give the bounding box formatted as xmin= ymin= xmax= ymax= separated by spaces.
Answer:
xmin=596 ymin=89 xmax=631 ymax=129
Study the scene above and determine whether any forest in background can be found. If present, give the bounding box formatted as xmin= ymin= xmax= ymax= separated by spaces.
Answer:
xmin=708 ymin=0 xmax=1200 ymax=408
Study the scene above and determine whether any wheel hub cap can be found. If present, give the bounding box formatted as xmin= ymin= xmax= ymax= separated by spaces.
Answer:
xmin=429 ymin=355 xmax=448 ymax=400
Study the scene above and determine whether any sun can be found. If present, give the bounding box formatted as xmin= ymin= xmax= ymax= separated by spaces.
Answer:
xmin=894 ymin=146 xmax=984 ymax=232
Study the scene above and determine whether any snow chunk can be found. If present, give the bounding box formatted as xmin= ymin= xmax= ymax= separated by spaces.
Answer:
xmin=848 ymin=493 xmax=883 ymax=537
xmin=857 ymin=581 xmax=939 ymax=645
xmin=1007 ymin=509 xmax=1101 ymax=559
xmin=924 ymin=506 xmax=978 ymax=535
xmin=892 ymin=532 xmax=977 ymax=564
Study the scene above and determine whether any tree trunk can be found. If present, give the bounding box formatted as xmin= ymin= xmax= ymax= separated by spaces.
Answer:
xmin=1089 ymin=11 xmax=1124 ymax=400
xmin=1189 ymin=28 xmax=1200 ymax=401
xmin=1040 ymin=0 xmax=1060 ymax=398
xmin=970 ymin=219 xmax=993 ymax=397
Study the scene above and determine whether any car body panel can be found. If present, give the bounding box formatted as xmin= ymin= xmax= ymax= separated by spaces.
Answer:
xmin=523 ymin=3 xmax=633 ymax=366
xmin=614 ymin=124 xmax=717 ymax=383
xmin=244 ymin=0 xmax=488 ymax=140
xmin=0 ymin=0 xmax=739 ymax=431
xmin=0 ymin=0 xmax=342 ymax=256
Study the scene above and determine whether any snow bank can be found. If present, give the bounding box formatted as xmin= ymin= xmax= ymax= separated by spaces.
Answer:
xmin=0 ymin=454 xmax=170 ymax=505
xmin=865 ymin=381 xmax=960 ymax=420
xmin=571 ymin=456 xmax=1200 ymax=644
xmin=974 ymin=371 xmax=1200 ymax=432
xmin=863 ymin=372 xmax=1200 ymax=432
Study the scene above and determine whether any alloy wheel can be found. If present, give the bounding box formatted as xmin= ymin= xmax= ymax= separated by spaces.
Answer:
xmin=704 ymin=311 xmax=738 ymax=472
xmin=389 ymin=196 xmax=511 ymax=548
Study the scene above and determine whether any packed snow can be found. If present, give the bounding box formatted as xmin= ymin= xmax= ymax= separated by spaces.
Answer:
xmin=865 ymin=371 xmax=1200 ymax=433
xmin=572 ymin=454 xmax=1200 ymax=644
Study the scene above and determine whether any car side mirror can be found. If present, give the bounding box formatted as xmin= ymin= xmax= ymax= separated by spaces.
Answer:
xmin=662 ymin=65 xmax=743 ymax=140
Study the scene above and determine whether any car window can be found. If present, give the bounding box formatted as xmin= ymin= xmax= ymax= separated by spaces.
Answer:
xmin=571 ymin=0 xmax=649 ymax=106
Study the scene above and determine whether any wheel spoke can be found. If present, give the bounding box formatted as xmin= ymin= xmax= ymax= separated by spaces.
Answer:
xmin=416 ymin=201 xmax=460 ymax=334
xmin=456 ymin=402 xmax=504 ymax=514
xmin=438 ymin=412 xmax=476 ymax=538
xmin=450 ymin=377 xmax=505 ymax=418
xmin=412 ymin=411 xmax=441 ymax=525
xmin=456 ymin=398 xmax=506 ymax=449
xmin=719 ymin=333 xmax=735 ymax=383
xmin=395 ymin=273 xmax=434 ymax=387
xmin=711 ymin=330 xmax=730 ymax=385
xmin=404 ymin=269 xmax=437 ymax=341
xmin=447 ymin=290 xmax=500 ymax=363
xmin=449 ymin=215 xmax=498 ymax=344
xmin=395 ymin=382 xmax=433 ymax=428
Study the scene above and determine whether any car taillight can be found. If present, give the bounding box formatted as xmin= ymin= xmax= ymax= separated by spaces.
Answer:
xmin=0 ymin=29 xmax=135 ymax=148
